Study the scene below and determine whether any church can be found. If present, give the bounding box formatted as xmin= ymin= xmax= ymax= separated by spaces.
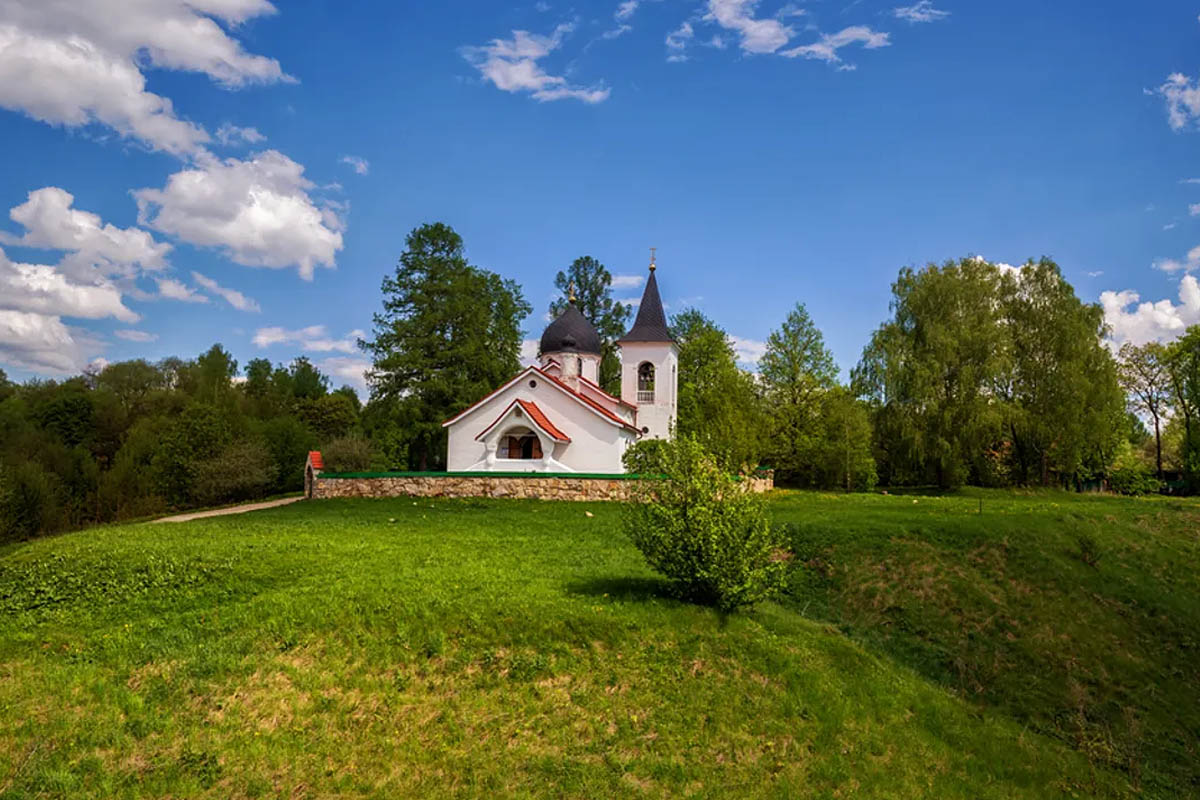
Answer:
xmin=443 ymin=258 xmax=677 ymax=473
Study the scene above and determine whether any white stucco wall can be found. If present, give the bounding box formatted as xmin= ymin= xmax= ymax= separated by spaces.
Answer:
xmin=446 ymin=369 xmax=636 ymax=473
xmin=618 ymin=341 xmax=678 ymax=440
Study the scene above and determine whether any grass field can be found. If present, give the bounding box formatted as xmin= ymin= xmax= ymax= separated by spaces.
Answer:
xmin=0 ymin=490 xmax=1197 ymax=798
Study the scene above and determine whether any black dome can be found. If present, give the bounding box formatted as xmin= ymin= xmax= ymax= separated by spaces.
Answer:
xmin=539 ymin=304 xmax=602 ymax=356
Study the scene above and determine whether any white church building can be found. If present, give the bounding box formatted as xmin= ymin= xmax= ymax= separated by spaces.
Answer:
xmin=443 ymin=259 xmax=677 ymax=473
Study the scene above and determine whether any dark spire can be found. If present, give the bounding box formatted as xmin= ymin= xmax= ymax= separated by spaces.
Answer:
xmin=618 ymin=260 xmax=673 ymax=344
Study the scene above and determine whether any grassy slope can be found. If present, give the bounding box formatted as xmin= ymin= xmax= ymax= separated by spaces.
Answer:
xmin=0 ymin=493 xmax=1193 ymax=798
xmin=774 ymin=489 xmax=1200 ymax=798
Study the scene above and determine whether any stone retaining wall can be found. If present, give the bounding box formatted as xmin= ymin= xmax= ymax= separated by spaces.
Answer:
xmin=311 ymin=471 xmax=773 ymax=502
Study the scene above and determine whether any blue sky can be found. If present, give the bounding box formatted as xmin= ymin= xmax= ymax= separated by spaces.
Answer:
xmin=3 ymin=0 xmax=1200 ymax=392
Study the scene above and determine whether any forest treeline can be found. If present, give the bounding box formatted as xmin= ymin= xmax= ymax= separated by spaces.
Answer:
xmin=3 ymin=223 xmax=1198 ymax=540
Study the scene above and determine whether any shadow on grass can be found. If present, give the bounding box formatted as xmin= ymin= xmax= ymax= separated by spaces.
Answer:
xmin=566 ymin=576 xmax=677 ymax=603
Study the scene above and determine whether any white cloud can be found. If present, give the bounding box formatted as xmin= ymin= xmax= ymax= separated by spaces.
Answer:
xmin=462 ymin=23 xmax=610 ymax=103
xmin=0 ymin=310 xmax=91 ymax=373
xmin=2 ymin=186 xmax=170 ymax=280
xmin=253 ymin=324 xmax=363 ymax=353
xmin=1189 ymin=204 xmax=1200 ymax=217
xmin=1165 ymin=222 xmax=1178 ymax=231
xmin=316 ymin=356 xmax=371 ymax=395
xmin=704 ymin=0 xmax=793 ymax=55
xmin=666 ymin=21 xmax=694 ymax=61
xmin=616 ymin=1 xmax=640 ymax=21
xmin=134 ymin=150 xmax=344 ymax=280
xmin=340 ymin=154 xmax=369 ymax=175
xmin=782 ymin=26 xmax=891 ymax=68
xmin=156 ymin=277 xmax=207 ymax=303
xmin=191 ymin=271 xmax=261 ymax=312
xmin=1153 ymin=244 xmax=1200 ymax=274
xmin=521 ymin=338 xmax=540 ymax=366
xmin=0 ymin=0 xmax=290 ymax=155
xmin=115 ymin=329 xmax=157 ymax=342
xmin=216 ymin=123 xmax=266 ymax=146
xmin=893 ymin=1 xmax=950 ymax=23
xmin=0 ymin=246 xmax=138 ymax=322
xmin=611 ymin=273 xmax=645 ymax=289
xmin=1101 ymin=275 xmax=1200 ymax=347
xmin=1087 ymin=270 xmax=1104 ymax=278
xmin=1156 ymin=72 xmax=1200 ymax=131
xmin=729 ymin=334 xmax=767 ymax=365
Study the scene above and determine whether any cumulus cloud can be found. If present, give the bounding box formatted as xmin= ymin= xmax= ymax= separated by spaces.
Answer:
xmin=782 ymin=26 xmax=891 ymax=68
xmin=2 ymin=186 xmax=171 ymax=281
xmin=1153 ymin=244 xmax=1200 ymax=275
xmin=521 ymin=339 xmax=540 ymax=366
xmin=0 ymin=0 xmax=290 ymax=155
xmin=703 ymin=0 xmax=793 ymax=55
xmin=252 ymin=324 xmax=363 ymax=353
xmin=134 ymin=150 xmax=344 ymax=280
xmin=1156 ymin=73 xmax=1200 ymax=131
xmin=893 ymin=1 xmax=950 ymax=23
xmin=340 ymin=155 xmax=369 ymax=175
xmin=316 ymin=356 xmax=371 ymax=395
xmin=611 ymin=273 xmax=646 ymax=289
xmin=216 ymin=123 xmax=266 ymax=146
xmin=1101 ymin=276 xmax=1200 ymax=347
xmin=462 ymin=23 xmax=610 ymax=104
xmin=191 ymin=271 xmax=260 ymax=312
xmin=729 ymin=335 xmax=767 ymax=365
xmin=115 ymin=329 xmax=158 ymax=342
xmin=156 ymin=277 xmax=207 ymax=303
xmin=0 ymin=310 xmax=93 ymax=373
xmin=0 ymin=246 xmax=137 ymax=322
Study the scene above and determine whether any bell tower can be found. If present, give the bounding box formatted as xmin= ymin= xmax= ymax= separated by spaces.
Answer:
xmin=617 ymin=250 xmax=677 ymax=440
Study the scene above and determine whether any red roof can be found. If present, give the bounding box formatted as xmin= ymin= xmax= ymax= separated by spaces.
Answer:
xmin=308 ymin=450 xmax=324 ymax=469
xmin=475 ymin=398 xmax=571 ymax=443
xmin=442 ymin=365 xmax=640 ymax=435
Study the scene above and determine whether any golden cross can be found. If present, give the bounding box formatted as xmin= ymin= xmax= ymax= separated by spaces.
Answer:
xmin=649 ymin=247 xmax=657 ymax=270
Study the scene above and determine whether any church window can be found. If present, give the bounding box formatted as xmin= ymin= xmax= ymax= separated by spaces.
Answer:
xmin=503 ymin=428 xmax=543 ymax=460
xmin=638 ymin=362 xmax=655 ymax=403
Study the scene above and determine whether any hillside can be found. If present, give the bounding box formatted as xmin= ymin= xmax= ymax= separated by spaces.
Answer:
xmin=0 ymin=493 xmax=1196 ymax=798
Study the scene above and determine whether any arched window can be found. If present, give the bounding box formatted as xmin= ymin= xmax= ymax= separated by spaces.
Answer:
xmin=638 ymin=362 xmax=655 ymax=403
xmin=502 ymin=427 xmax=543 ymax=459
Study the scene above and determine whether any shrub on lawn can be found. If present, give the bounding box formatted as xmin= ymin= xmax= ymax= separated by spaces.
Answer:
xmin=191 ymin=439 xmax=278 ymax=507
xmin=321 ymin=436 xmax=374 ymax=473
xmin=623 ymin=436 xmax=786 ymax=611
xmin=1107 ymin=445 xmax=1162 ymax=496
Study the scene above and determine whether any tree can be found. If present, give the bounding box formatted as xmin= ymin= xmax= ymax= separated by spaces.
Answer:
xmin=853 ymin=258 xmax=1008 ymax=488
xmin=812 ymin=387 xmax=877 ymax=491
xmin=95 ymin=359 xmax=164 ymax=417
xmin=289 ymin=356 xmax=329 ymax=400
xmin=549 ymin=256 xmax=632 ymax=394
xmin=759 ymin=303 xmax=838 ymax=484
xmin=361 ymin=222 xmax=531 ymax=470
xmin=672 ymin=309 xmax=766 ymax=471
xmin=1167 ymin=327 xmax=1200 ymax=489
xmin=1118 ymin=342 xmax=1172 ymax=479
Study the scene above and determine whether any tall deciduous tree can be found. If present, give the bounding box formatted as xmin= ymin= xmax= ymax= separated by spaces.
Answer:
xmin=362 ymin=222 xmax=531 ymax=470
xmin=1167 ymin=327 xmax=1200 ymax=489
xmin=759 ymin=303 xmax=838 ymax=484
xmin=1118 ymin=341 xmax=1172 ymax=479
xmin=672 ymin=309 xmax=766 ymax=471
xmin=549 ymin=256 xmax=631 ymax=394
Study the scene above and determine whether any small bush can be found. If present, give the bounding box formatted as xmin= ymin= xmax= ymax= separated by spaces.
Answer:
xmin=622 ymin=438 xmax=670 ymax=474
xmin=0 ymin=460 xmax=63 ymax=541
xmin=191 ymin=439 xmax=278 ymax=507
xmin=623 ymin=436 xmax=785 ymax=611
xmin=321 ymin=436 xmax=374 ymax=473
xmin=1075 ymin=533 xmax=1102 ymax=568
xmin=1107 ymin=465 xmax=1162 ymax=496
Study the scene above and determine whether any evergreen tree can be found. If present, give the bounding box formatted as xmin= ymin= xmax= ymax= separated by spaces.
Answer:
xmin=362 ymin=222 xmax=531 ymax=470
xmin=759 ymin=303 xmax=838 ymax=484
xmin=549 ymin=256 xmax=632 ymax=394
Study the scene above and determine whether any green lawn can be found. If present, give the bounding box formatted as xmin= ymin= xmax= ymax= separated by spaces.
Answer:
xmin=0 ymin=491 xmax=1197 ymax=798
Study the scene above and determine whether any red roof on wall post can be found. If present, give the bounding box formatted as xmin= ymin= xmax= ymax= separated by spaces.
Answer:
xmin=308 ymin=451 xmax=324 ymax=470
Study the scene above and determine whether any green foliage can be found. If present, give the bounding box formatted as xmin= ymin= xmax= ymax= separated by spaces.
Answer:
xmin=320 ymin=436 xmax=375 ymax=473
xmin=624 ymin=436 xmax=784 ymax=611
xmin=808 ymin=387 xmax=878 ymax=491
xmin=621 ymin=438 xmax=670 ymax=474
xmin=1166 ymin=327 xmax=1200 ymax=491
xmin=854 ymin=258 xmax=1123 ymax=488
xmin=362 ymin=222 xmax=531 ymax=470
xmin=1106 ymin=442 xmax=1163 ymax=496
xmin=0 ymin=460 xmax=62 ymax=540
xmin=672 ymin=309 xmax=766 ymax=472
xmin=191 ymin=438 xmax=278 ymax=507
xmin=256 ymin=416 xmax=318 ymax=494
xmin=297 ymin=392 xmax=358 ymax=441
xmin=1117 ymin=342 xmax=1171 ymax=478
xmin=549 ymin=256 xmax=632 ymax=394
xmin=153 ymin=403 xmax=232 ymax=507
xmin=759 ymin=303 xmax=839 ymax=483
